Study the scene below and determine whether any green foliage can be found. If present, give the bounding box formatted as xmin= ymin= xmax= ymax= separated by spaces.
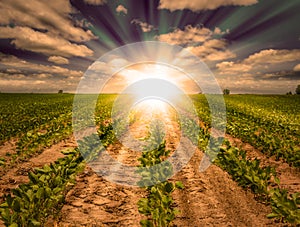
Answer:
xmin=137 ymin=120 xmax=183 ymax=227
xmin=223 ymin=89 xmax=230 ymax=95
xmin=138 ymin=182 xmax=180 ymax=227
xmin=0 ymin=149 xmax=84 ymax=226
xmin=182 ymin=95 xmax=300 ymax=225
xmin=191 ymin=94 xmax=300 ymax=167
xmin=1 ymin=93 xmax=298 ymax=225
xmin=0 ymin=94 xmax=74 ymax=145
xmin=214 ymin=141 xmax=300 ymax=224
xmin=295 ymin=85 xmax=300 ymax=95
xmin=268 ymin=189 xmax=300 ymax=224
xmin=210 ymin=140 xmax=299 ymax=224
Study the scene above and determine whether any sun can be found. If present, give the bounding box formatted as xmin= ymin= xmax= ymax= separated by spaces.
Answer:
xmin=102 ymin=62 xmax=200 ymax=95
xmin=132 ymin=78 xmax=180 ymax=101
xmin=123 ymin=63 xmax=187 ymax=103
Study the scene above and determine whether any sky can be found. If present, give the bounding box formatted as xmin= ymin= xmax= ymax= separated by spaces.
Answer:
xmin=0 ymin=0 xmax=299 ymax=94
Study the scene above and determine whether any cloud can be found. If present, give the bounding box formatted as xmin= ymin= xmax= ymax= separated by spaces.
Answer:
xmin=217 ymin=75 xmax=299 ymax=94
xmin=156 ymin=25 xmax=212 ymax=45
xmin=158 ymin=0 xmax=258 ymax=11
xmin=84 ymin=0 xmax=106 ymax=5
xmin=244 ymin=49 xmax=300 ymax=65
xmin=131 ymin=19 xmax=154 ymax=32
xmin=0 ymin=26 xmax=93 ymax=57
xmin=0 ymin=71 xmax=80 ymax=93
xmin=260 ymin=71 xmax=300 ymax=80
xmin=217 ymin=49 xmax=300 ymax=75
xmin=216 ymin=61 xmax=252 ymax=74
xmin=157 ymin=25 xmax=234 ymax=61
xmin=0 ymin=0 xmax=95 ymax=42
xmin=48 ymin=56 xmax=69 ymax=65
xmin=116 ymin=5 xmax=128 ymax=14
xmin=293 ymin=64 xmax=300 ymax=71
xmin=187 ymin=39 xmax=236 ymax=61
xmin=215 ymin=49 xmax=300 ymax=94
xmin=0 ymin=54 xmax=84 ymax=92
xmin=0 ymin=54 xmax=82 ymax=78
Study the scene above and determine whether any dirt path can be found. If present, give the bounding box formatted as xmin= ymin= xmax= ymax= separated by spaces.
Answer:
xmin=58 ymin=146 xmax=283 ymax=226
xmin=1 ymin=101 xmax=297 ymax=226
xmin=171 ymin=148 xmax=284 ymax=226
xmin=56 ymin=166 xmax=145 ymax=227
xmin=57 ymin=103 xmax=286 ymax=227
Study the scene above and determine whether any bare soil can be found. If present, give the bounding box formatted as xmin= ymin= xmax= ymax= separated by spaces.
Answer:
xmin=0 ymin=103 xmax=297 ymax=227
xmin=57 ymin=105 xmax=288 ymax=227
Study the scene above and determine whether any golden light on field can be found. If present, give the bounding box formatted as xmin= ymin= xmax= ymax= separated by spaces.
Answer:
xmin=133 ymin=98 xmax=169 ymax=114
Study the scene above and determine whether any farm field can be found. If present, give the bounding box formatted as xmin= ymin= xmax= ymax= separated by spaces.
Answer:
xmin=0 ymin=93 xmax=299 ymax=226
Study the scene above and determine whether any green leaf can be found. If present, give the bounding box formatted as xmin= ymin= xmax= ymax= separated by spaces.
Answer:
xmin=26 ymin=189 xmax=34 ymax=202
xmin=164 ymin=182 xmax=175 ymax=193
xmin=61 ymin=148 xmax=75 ymax=155
xmin=29 ymin=219 xmax=41 ymax=226
xmin=274 ymin=176 xmax=280 ymax=185
xmin=28 ymin=172 xmax=39 ymax=184
xmin=36 ymin=188 xmax=44 ymax=199
xmin=0 ymin=202 xmax=8 ymax=208
xmin=267 ymin=213 xmax=279 ymax=219
xmin=175 ymin=181 xmax=184 ymax=189
xmin=12 ymin=199 xmax=20 ymax=212
xmin=140 ymin=219 xmax=153 ymax=227
xmin=5 ymin=194 xmax=13 ymax=206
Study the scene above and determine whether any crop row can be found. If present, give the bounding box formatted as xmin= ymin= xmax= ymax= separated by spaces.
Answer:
xmin=0 ymin=113 xmax=73 ymax=168
xmin=216 ymin=142 xmax=300 ymax=224
xmin=191 ymin=95 xmax=300 ymax=167
xmin=181 ymin=115 xmax=300 ymax=224
xmin=0 ymin=148 xmax=84 ymax=226
xmin=0 ymin=94 xmax=74 ymax=145
xmin=137 ymin=120 xmax=184 ymax=227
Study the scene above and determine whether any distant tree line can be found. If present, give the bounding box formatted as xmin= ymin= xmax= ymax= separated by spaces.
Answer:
xmin=296 ymin=85 xmax=300 ymax=95
xmin=223 ymin=89 xmax=230 ymax=95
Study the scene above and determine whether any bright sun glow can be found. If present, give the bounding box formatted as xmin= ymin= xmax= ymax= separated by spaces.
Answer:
xmin=103 ymin=62 xmax=200 ymax=94
xmin=123 ymin=63 xmax=184 ymax=104
xmin=133 ymin=78 xmax=181 ymax=101
xmin=133 ymin=98 xmax=169 ymax=114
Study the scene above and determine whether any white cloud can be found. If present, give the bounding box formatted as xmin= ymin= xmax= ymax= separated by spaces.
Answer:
xmin=0 ymin=0 xmax=95 ymax=42
xmin=84 ymin=0 xmax=106 ymax=5
xmin=0 ymin=26 xmax=93 ymax=57
xmin=187 ymin=39 xmax=236 ymax=61
xmin=0 ymin=71 xmax=80 ymax=93
xmin=131 ymin=19 xmax=154 ymax=32
xmin=158 ymin=0 xmax=258 ymax=11
xmin=217 ymin=49 xmax=300 ymax=75
xmin=0 ymin=54 xmax=84 ymax=92
xmin=216 ymin=61 xmax=252 ymax=74
xmin=293 ymin=63 xmax=300 ymax=71
xmin=48 ymin=56 xmax=69 ymax=65
xmin=116 ymin=5 xmax=128 ymax=14
xmin=0 ymin=54 xmax=82 ymax=78
xmin=244 ymin=49 xmax=300 ymax=65
xmin=157 ymin=26 xmax=234 ymax=62
xmin=156 ymin=25 xmax=212 ymax=45
xmin=214 ymin=49 xmax=300 ymax=93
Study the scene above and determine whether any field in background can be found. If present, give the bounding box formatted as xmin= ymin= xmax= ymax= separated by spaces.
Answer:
xmin=0 ymin=93 xmax=299 ymax=226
